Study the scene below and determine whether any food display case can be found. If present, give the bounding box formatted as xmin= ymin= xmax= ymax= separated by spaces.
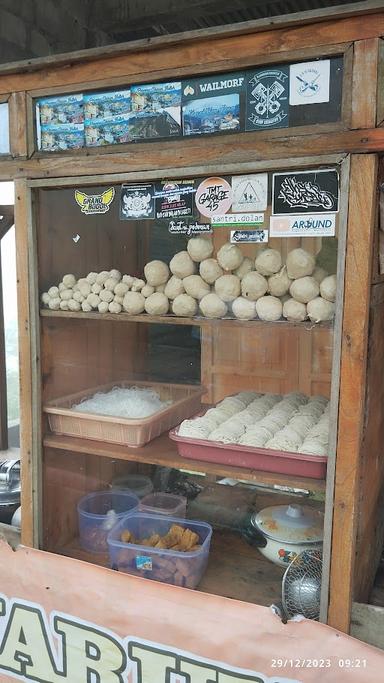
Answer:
xmin=1 ymin=5 xmax=384 ymax=642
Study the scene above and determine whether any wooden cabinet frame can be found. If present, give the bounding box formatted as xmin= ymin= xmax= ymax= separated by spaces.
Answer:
xmin=1 ymin=4 xmax=384 ymax=634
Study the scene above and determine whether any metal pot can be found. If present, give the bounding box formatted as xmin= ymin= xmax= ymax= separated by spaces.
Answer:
xmin=0 ymin=459 xmax=21 ymax=524
xmin=242 ymin=503 xmax=324 ymax=567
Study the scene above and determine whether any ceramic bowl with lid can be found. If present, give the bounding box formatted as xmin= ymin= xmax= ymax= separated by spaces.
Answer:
xmin=243 ymin=503 xmax=324 ymax=567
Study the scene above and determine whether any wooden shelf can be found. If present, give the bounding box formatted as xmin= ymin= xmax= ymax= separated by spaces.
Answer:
xmin=40 ymin=309 xmax=332 ymax=330
xmin=43 ymin=432 xmax=326 ymax=493
xmin=54 ymin=528 xmax=285 ymax=606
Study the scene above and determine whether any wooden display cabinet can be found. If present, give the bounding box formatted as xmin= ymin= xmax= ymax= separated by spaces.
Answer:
xmin=1 ymin=3 xmax=384 ymax=636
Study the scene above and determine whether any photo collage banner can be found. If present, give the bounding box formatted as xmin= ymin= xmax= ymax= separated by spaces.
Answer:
xmin=36 ymin=57 xmax=343 ymax=152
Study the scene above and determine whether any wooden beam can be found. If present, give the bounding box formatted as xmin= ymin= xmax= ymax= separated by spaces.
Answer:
xmin=351 ymin=38 xmax=380 ymax=129
xmin=327 ymin=154 xmax=378 ymax=633
xmin=0 ymin=241 xmax=7 ymax=451
xmin=0 ymin=13 xmax=381 ymax=94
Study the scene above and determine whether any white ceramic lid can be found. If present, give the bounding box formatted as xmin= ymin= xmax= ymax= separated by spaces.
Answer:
xmin=253 ymin=504 xmax=324 ymax=544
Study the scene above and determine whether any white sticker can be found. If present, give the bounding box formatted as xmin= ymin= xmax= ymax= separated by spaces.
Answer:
xmin=212 ymin=212 xmax=264 ymax=227
xmin=289 ymin=60 xmax=330 ymax=106
xmin=230 ymin=229 xmax=268 ymax=243
xmin=270 ymin=213 xmax=336 ymax=237
xmin=231 ymin=173 xmax=268 ymax=212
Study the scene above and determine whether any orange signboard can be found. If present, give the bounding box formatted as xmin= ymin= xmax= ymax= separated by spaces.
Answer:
xmin=0 ymin=541 xmax=382 ymax=682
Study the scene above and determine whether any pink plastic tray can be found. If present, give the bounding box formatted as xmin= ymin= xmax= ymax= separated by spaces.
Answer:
xmin=169 ymin=426 xmax=327 ymax=480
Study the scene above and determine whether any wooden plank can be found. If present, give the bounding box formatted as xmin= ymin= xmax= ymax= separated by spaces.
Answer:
xmin=0 ymin=1 xmax=381 ymax=80
xmin=15 ymin=179 xmax=41 ymax=548
xmin=42 ymin=432 xmax=326 ymax=493
xmin=0 ymin=242 xmax=8 ymax=450
xmin=27 ymin=44 xmax=349 ymax=100
xmin=0 ymin=13 xmax=382 ymax=95
xmin=8 ymin=92 xmax=28 ymax=159
xmin=327 ymin=154 xmax=378 ymax=633
xmin=22 ymin=151 xmax=346 ymax=187
xmin=341 ymin=44 xmax=354 ymax=128
xmin=377 ymin=39 xmax=384 ymax=126
xmin=351 ymin=38 xmax=379 ymax=129
xmin=319 ymin=155 xmax=350 ymax=623
xmin=0 ymin=521 xmax=21 ymax=549
xmin=351 ymin=602 xmax=384 ymax=649
xmin=40 ymin=308 xmax=331 ymax=331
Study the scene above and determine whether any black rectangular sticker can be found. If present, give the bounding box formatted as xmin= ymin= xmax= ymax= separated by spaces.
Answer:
xmin=246 ymin=66 xmax=289 ymax=130
xmin=155 ymin=180 xmax=196 ymax=219
xmin=182 ymin=72 xmax=245 ymax=136
xmin=272 ymin=169 xmax=339 ymax=215
xmin=120 ymin=183 xmax=155 ymax=220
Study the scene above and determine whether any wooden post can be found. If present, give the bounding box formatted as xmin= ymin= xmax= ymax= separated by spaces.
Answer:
xmin=327 ymin=154 xmax=378 ymax=632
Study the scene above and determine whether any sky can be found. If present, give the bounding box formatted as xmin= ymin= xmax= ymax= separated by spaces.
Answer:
xmin=0 ymin=182 xmax=17 ymax=324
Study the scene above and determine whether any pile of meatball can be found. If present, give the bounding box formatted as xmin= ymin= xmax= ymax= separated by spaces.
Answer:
xmin=41 ymin=236 xmax=336 ymax=322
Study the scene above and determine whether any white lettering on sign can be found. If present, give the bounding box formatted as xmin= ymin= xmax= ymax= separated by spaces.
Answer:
xmin=199 ymin=78 xmax=245 ymax=93
xmin=269 ymin=213 xmax=336 ymax=238
xmin=0 ymin=596 xmax=300 ymax=683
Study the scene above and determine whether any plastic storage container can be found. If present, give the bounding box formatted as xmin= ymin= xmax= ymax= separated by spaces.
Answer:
xmin=78 ymin=490 xmax=139 ymax=553
xmin=140 ymin=492 xmax=187 ymax=517
xmin=111 ymin=474 xmax=153 ymax=499
xmin=107 ymin=512 xmax=212 ymax=588
xmin=44 ymin=380 xmax=204 ymax=447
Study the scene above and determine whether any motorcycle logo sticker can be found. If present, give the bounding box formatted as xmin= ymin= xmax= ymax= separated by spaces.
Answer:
xmin=74 ymin=187 xmax=115 ymax=215
xmin=289 ymin=60 xmax=330 ymax=106
xmin=195 ymin=177 xmax=232 ymax=218
xmin=120 ymin=183 xmax=155 ymax=220
xmin=246 ymin=67 xmax=289 ymax=130
xmin=272 ymin=169 xmax=339 ymax=215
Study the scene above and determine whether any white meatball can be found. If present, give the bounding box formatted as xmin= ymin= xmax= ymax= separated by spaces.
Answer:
xmin=68 ymin=299 xmax=81 ymax=312
xmin=200 ymin=293 xmax=228 ymax=319
xmin=169 ymin=251 xmax=195 ymax=279
xmin=99 ymin=289 xmax=114 ymax=303
xmin=109 ymin=301 xmax=122 ymax=314
xmin=217 ymin=242 xmax=244 ymax=271
xmin=81 ymin=301 xmax=92 ymax=312
xmin=114 ymin=282 xmax=129 ymax=297
xmin=96 ymin=271 xmax=110 ymax=285
xmin=255 ymin=249 xmax=282 ymax=276
xmin=268 ymin=266 xmax=291 ymax=297
xmin=290 ymin=276 xmax=319 ymax=304
xmin=183 ymin=275 xmax=210 ymax=300
xmin=199 ymin=258 xmax=223 ymax=284
xmin=73 ymin=291 xmax=85 ymax=303
xmin=104 ymin=277 xmax=119 ymax=292
xmin=164 ymin=276 xmax=185 ymax=300
xmin=255 ymin=296 xmax=283 ymax=321
xmin=86 ymin=272 xmax=98 ymax=285
xmin=58 ymin=282 xmax=66 ymax=292
xmin=214 ymin=274 xmax=241 ymax=302
xmin=91 ymin=283 xmax=102 ymax=294
xmin=77 ymin=281 xmax=91 ymax=297
xmin=98 ymin=301 xmax=109 ymax=313
xmin=286 ymin=248 xmax=315 ymax=279
xmin=141 ymin=284 xmax=155 ymax=298
xmin=131 ymin=278 xmax=145 ymax=292
xmin=109 ymin=269 xmax=122 ymax=282
xmin=48 ymin=297 xmax=60 ymax=310
xmin=122 ymin=275 xmax=135 ymax=287
xmin=59 ymin=288 xmax=73 ymax=301
xmin=235 ymin=257 xmax=254 ymax=280
xmin=320 ymin=274 xmax=337 ymax=302
xmin=59 ymin=300 xmax=69 ymax=311
xmin=241 ymin=271 xmax=268 ymax=301
xmin=187 ymin=236 xmax=214 ymax=262
xmin=114 ymin=295 xmax=124 ymax=305
xmin=283 ymin=298 xmax=307 ymax=322
xmin=307 ymin=297 xmax=335 ymax=322
xmin=41 ymin=292 xmax=50 ymax=306
xmin=144 ymin=260 xmax=170 ymax=287
xmin=312 ymin=266 xmax=328 ymax=284
xmin=62 ymin=274 xmax=77 ymax=288
xmin=232 ymin=297 xmax=257 ymax=320
xmin=122 ymin=291 xmax=145 ymax=314
xmin=87 ymin=293 xmax=101 ymax=309
xmin=172 ymin=294 xmax=198 ymax=317
xmin=48 ymin=286 xmax=59 ymax=298
xmin=144 ymin=292 xmax=169 ymax=315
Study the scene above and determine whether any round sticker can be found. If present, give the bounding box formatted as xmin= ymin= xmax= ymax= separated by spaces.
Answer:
xmin=195 ymin=177 xmax=232 ymax=218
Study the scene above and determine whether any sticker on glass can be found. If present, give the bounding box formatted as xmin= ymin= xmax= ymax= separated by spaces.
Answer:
xmin=120 ymin=183 xmax=155 ymax=220
xmin=246 ymin=67 xmax=289 ymax=130
xmin=272 ymin=169 xmax=339 ymax=215
xmin=182 ymin=72 xmax=245 ymax=136
xmin=155 ymin=180 xmax=195 ymax=219
xmin=136 ymin=556 xmax=153 ymax=571
xmin=130 ymin=82 xmax=181 ymax=140
xmin=231 ymin=174 xmax=268 ymax=212
xmin=74 ymin=187 xmax=115 ymax=215
xmin=168 ymin=219 xmax=212 ymax=235
xmin=230 ymin=229 xmax=268 ymax=243
xmin=211 ymin=213 xmax=264 ymax=227
xmin=195 ymin=177 xmax=232 ymax=218
xmin=270 ymin=213 xmax=336 ymax=238
xmin=289 ymin=60 xmax=330 ymax=106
